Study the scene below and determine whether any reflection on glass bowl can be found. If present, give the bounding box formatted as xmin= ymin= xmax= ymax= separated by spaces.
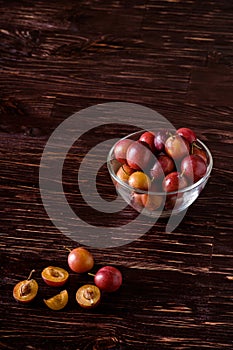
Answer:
xmin=107 ymin=131 xmax=213 ymax=218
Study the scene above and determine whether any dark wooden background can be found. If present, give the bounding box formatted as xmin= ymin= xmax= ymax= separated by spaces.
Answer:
xmin=1 ymin=0 xmax=233 ymax=349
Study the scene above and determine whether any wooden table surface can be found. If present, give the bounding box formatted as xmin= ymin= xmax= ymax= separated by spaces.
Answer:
xmin=1 ymin=1 xmax=233 ymax=349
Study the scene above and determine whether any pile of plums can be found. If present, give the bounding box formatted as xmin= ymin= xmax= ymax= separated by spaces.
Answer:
xmin=13 ymin=247 xmax=122 ymax=310
xmin=113 ymin=127 xmax=208 ymax=211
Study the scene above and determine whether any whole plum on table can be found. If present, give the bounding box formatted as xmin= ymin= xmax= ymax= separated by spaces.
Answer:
xmin=94 ymin=266 xmax=122 ymax=293
xmin=67 ymin=247 xmax=94 ymax=274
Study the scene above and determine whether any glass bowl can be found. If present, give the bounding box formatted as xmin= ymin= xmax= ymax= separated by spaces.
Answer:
xmin=107 ymin=130 xmax=213 ymax=218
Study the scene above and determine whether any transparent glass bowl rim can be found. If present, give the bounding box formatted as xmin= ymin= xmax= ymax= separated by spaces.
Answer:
xmin=107 ymin=130 xmax=213 ymax=196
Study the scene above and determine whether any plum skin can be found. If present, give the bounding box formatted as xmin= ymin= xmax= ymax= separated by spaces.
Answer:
xmin=94 ymin=266 xmax=122 ymax=292
xmin=114 ymin=139 xmax=133 ymax=164
xmin=176 ymin=127 xmax=197 ymax=144
xmin=126 ymin=141 xmax=153 ymax=171
xmin=162 ymin=172 xmax=188 ymax=192
xmin=68 ymin=247 xmax=94 ymax=273
xmin=181 ymin=154 xmax=207 ymax=184
xmin=139 ymin=131 xmax=155 ymax=152
xmin=128 ymin=171 xmax=151 ymax=191
xmin=150 ymin=155 xmax=175 ymax=180
xmin=165 ymin=135 xmax=190 ymax=161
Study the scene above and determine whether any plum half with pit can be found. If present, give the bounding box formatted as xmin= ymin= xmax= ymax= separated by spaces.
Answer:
xmin=76 ymin=284 xmax=101 ymax=309
xmin=13 ymin=270 xmax=38 ymax=303
xmin=41 ymin=266 xmax=69 ymax=287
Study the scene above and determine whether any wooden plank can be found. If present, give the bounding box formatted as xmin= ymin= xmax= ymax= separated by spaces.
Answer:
xmin=1 ymin=0 xmax=233 ymax=348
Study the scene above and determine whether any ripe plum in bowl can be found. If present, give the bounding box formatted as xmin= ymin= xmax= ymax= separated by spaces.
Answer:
xmin=107 ymin=129 xmax=213 ymax=218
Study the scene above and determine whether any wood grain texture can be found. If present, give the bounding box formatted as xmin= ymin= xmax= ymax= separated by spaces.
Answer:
xmin=0 ymin=0 xmax=233 ymax=349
